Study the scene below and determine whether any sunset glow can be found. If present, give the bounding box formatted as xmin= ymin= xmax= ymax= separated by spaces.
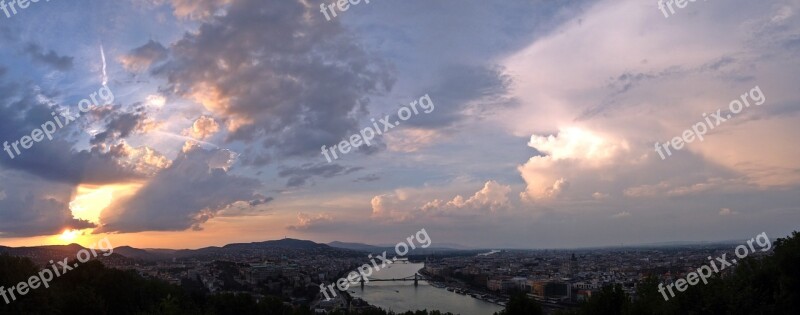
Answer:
xmin=69 ymin=183 xmax=144 ymax=224
xmin=59 ymin=229 xmax=79 ymax=243
xmin=0 ymin=0 xmax=797 ymax=251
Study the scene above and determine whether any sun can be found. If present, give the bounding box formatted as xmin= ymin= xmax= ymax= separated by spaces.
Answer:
xmin=60 ymin=229 xmax=80 ymax=243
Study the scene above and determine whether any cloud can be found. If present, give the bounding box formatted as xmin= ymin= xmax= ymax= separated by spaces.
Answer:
xmin=0 ymin=173 xmax=94 ymax=237
xmin=519 ymin=128 xmax=629 ymax=201
xmin=719 ymin=208 xmax=737 ymax=216
xmin=153 ymin=0 xmax=394 ymax=161
xmin=96 ymin=144 xmax=262 ymax=233
xmin=287 ymin=212 xmax=333 ymax=231
xmin=624 ymin=182 xmax=671 ymax=198
xmin=502 ymin=0 xmax=800 ymax=189
xmin=183 ymin=115 xmax=220 ymax=140
xmin=22 ymin=43 xmax=73 ymax=71
xmin=624 ymin=178 xmax=752 ymax=198
xmin=384 ymin=128 xmax=443 ymax=153
xmin=422 ymin=181 xmax=512 ymax=213
xmin=371 ymin=181 xmax=512 ymax=221
xmin=612 ymin=211 xmax=631 ymax=218
xmin=354 ymin=174 xmax=380 ymax=183
xmin=215 ymin=196 xmax=274 ymax=217
xmin=170 ymin=0 xmax=232 ymax=20
xmin=370 ymin=194 xmax=404 ymax=220
xmin=119 ymin=40 xmax=168 ymax=73
xmin=0 ymin=76 xmax=161 ymax=185
xmin=404 ymin=65 xmax=515 ymax=129
xmin=278 ymin=163 xmax=362 ymax=188
xmin=107 ymin=142 xmax=172 ymax=177
xmin=90 ymin=105 xmax=156 ymax=145
xmin=247 ymin=197 xmax=273 ymax=207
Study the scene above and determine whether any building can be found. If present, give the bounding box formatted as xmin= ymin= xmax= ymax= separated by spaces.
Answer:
xmin=531 ymin=280 xmax=572 ymax=300
xmin=247 ymin=263 xmax=281 ymax=284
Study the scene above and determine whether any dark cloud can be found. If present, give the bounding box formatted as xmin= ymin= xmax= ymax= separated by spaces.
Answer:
xmin=119 ymin=40 xmax=168 ymax=73
xmin=0 ymin=78 xmax=153 ymax=185
xmin=23 ymin=43 xmax=74 ymax=71
xmin=248 ymin=196 xmax=273 ymax=206
xmin=214 ymin=196 xmax=274 ymax=217
xmin=90 ymin=105 xmax=151 ymax=145
xmin=0 ymin=172 xmax=94 ymax=237
xmin=2 ymin=144 xmax=156 ymax=185
xmin=354 ymin=174 xmax=380 ymax=183
xmin=402 ymin=64 xmax=514 ymax=129
xmin=278 ymin=163 xmax=362 ymax=188
xmin=96 ymin=145 xmax=263 ymax=233
xmin=153 ymin=0 xmax=394 ymax=161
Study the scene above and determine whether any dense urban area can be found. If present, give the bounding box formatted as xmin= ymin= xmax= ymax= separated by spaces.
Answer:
xmin=3 ymin=233 xmax=798 ymax=314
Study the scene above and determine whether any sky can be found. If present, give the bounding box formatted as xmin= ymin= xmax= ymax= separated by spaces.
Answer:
xmin=0 ymin=0 xmax=799 ymax=250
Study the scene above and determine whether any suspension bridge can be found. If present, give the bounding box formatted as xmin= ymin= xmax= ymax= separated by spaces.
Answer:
xmin=362 ymin=273 xmax=425 ymax=286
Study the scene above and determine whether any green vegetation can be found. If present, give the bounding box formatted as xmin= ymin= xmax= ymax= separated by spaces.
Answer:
xmin=494 ymin=293 xmax=542 ymax=315
xmin=555 ymin=231 xmax=800 ymax=315
xmin=0 ymin=256 xmax=304 ymax=315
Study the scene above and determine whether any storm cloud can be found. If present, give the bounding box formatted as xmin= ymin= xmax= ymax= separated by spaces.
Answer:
xmin=97 ymin=144 xmax=263 ymax=233
xmin=153 ymin=0 xmax=394 ymax=162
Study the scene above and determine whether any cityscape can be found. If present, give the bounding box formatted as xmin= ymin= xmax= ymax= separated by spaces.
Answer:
xmin=0 ymin=233 xmax=793 ymax=314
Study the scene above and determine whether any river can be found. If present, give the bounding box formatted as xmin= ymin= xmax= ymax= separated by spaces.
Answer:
xmin=350 ymin=261 xmax=503 ymax=315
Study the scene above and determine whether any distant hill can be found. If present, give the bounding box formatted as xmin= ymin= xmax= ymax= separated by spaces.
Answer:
xmin=0 ymin=238 xmax=340 ymax=263
xmin=1 ymin=243 xmax=87 ymax=255
xmin=3 ymin=238 xmax=482 ymax=263
xmin=0 ymin=243 xmax=128 ymax=266
xmin=328 ymin=241 xmax=383 ymax=251
xmin=114 ymin=246 xmax=172 ymax=261
xmin=224 ymin=238 xmax=328 ymax=250
xmin=432 ymin=242 xmax=474 ymax=250
xmin=112 ymin=238 xmax=337 ymax=261
xmin=1 ymin=242 xmax=337 ymax=263
xmin=329 ymin=241 xmax=469 ymax=253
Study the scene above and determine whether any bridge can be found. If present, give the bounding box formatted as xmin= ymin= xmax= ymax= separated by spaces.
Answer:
xmin=361 ymin=273 xmax=425 ymax=286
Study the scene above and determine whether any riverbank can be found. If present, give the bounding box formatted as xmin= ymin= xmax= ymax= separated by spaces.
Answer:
xmin=419 ymin=269 xmax=509 ymax=307
xmin=347 ymin=262 xmax=502 ymax=315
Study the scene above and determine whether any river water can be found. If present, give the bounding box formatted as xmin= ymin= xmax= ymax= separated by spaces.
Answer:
xmin=350 ymin=261 xmax=503 ymax=315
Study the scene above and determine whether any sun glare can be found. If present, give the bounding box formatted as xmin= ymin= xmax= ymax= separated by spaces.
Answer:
xmin=60 ymin=229 xmax=79 ymax=243
xmin=69 ymin=183 xmax=143 ymax=224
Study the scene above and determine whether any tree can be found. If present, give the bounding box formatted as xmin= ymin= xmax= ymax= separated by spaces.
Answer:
xmin=560 ymin=230 xmax=800 ymax=315
xmin=495 ymin=292 xmax=543 ymax=315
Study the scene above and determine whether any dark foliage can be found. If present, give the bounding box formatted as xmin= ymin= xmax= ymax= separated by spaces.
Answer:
xmin=557 ymin=231 xmax=800 ymax=315
xmin=494 ymin=293 xmax=543 ymax=315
